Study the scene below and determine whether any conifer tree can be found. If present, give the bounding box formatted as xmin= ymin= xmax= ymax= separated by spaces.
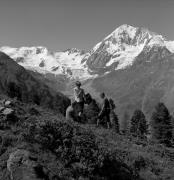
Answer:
xmin=109 ymin=99 xmax=119 ymax=133
xmin=121 ymin=111 xmax=130 ymax=134
xmin=151 ymin=102 xmax=172 ymax=145
xmin=171 ymin=115 xmax=174 ymax=142
xmin=130 ymin=109 xmax=148 ymax=138
xmin=110 ymin=111 xmax=120 ymax=133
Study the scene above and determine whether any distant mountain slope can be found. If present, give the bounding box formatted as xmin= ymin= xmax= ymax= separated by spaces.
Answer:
xmin=28 ymin=70 xmax=68 ymax=92
xmin=0 ymin=52 xmax=70 ymax=114
xmin=1 ymin=24 xmax=174 ymax=119
xmin=91 ymin=47 xmax=174 ymax=120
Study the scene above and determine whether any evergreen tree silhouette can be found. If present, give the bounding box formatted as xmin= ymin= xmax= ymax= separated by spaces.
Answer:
xmin=109 ymin=98 xmax=119 ymax=133
xmin=110 ymin=110 xmax=120 ymax=133
xmin=7 ymin=82 xmax=21 ymax=100
xmin=151 ymin=102 xmax=172 ymax=146
xmin=121 ymin=111 xmax=130 ymax=134
xmin=130 ymin=109 xmax=148 ymax=138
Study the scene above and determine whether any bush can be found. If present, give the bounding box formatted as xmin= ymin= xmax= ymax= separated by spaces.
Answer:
xmin=22 ymin=117 xmax=137 ymax=179
xmin=84 ymin=97 xmax=100 ymax=124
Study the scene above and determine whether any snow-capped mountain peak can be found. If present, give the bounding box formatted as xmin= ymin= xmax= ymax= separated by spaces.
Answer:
xmin=104 ymin=24 xmax=138 ymax=41
xmin=104 ymin=24 xmax=166 ymax=47
xmin=0 ymin=46 xmax=95 ymax=80
xmin=87 ymin=24 xmax=173 ymax=72
xmin=1 ymin=24 xmax=174 ymax=80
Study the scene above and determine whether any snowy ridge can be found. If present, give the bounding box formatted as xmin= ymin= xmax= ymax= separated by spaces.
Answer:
xmin=0 ymin=46 xmax=94 ymax=80
xmin=87 ymin=24 xmax=174 ymax=71
xmin=165 ymin=41 xmax=174 ymax=53
xmin=106 ymin=43 xmax=145 ymax=69
xmin=1 ymin=24 xmax=174 ymax=79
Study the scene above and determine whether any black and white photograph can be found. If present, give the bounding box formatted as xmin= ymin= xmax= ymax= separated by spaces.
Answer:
xmin=0 ymin=0 xmax=174 ymax=179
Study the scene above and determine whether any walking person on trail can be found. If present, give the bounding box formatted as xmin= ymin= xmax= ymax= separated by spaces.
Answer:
xmin=73 ymin=81 xmax=85 ymax=118
xmin=97 ymin=92 xmax=111 ymax=129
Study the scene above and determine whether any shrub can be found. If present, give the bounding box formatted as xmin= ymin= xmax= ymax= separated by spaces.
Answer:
xmin=22 ymin=117 xmax=137 ymax=179
xmin=84 ymin=97 xmax=100 ymax=124
xmin=7 ymin=82 xmax=22 ymax=100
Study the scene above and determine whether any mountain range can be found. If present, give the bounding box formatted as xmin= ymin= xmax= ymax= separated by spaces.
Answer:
xmin=1 ymin=24 xmax=174 ymax=79
xmin=1 ymin=24 xmax=174 ymax=121
xmin=0 ymin=24 xmax=174 ymax=180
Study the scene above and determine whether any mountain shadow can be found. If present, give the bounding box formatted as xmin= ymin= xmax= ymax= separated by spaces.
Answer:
xmin=0 ymin=52 xmax=70 ymax=115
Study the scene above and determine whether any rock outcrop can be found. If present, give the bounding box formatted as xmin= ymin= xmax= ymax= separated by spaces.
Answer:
xmin=7 ymin=149 xmax=49 ymax=180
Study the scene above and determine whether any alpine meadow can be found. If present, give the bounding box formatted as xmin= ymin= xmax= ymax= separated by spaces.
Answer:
xmin=0 ymin=0 xmax=174 ymax=179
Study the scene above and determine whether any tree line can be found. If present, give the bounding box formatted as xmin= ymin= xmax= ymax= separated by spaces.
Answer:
xmin=80 ymin=93 xmax=173 ymax=147
xmin=119 ymin=102 xmax=173 ymax=147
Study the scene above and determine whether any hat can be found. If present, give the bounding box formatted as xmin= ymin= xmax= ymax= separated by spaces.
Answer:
xmin=75 ymin=81 xmax=81 ymax=86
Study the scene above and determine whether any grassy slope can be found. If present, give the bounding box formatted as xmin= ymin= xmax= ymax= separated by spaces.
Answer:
xmin=81 ymin=124 xmax=174 ymax=180
xmin=29 ymin=70 xmax=68 ymax=92
xmin=0 ymin=99 xmax=174 ymax=180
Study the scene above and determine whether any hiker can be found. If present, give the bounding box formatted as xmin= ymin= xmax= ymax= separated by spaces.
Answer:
xmin=74 ymin=81 xmax=85 ymax=118
xmin=97 ymin=92 xmax=111 ymax=129
xmin=66 ymin=100 xmax=76 ymax=122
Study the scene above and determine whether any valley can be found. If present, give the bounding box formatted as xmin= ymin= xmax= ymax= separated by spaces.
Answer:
xmin=1 ymin=25 xmax=174 ymax=121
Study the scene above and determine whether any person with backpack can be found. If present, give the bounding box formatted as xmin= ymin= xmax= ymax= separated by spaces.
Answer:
xmin=97 ymin=92 xmax=111 ymax=129
xmin=74 ymin=81 xmax=85 ymax=118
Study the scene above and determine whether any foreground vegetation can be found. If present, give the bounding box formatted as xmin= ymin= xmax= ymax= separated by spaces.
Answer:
xmin=0 ymin=98 xmax=174 ymax=180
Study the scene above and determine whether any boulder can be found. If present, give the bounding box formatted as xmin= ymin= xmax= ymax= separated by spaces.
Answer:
xmin=4 ymin=100 xmax=12 ymax=107
xmin=7 ymin=149 xmax=45 ymax=180
xmin=2 ymin=108 xmax=14 ymax=116
xmin=7 ymin=149 xmax=30 ymax=172
xmin=1 ymin=108 xmax=17 ymax=123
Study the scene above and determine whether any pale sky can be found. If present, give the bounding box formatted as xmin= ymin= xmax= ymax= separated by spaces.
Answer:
xmin=0 ymin=0 xmax=174 ymax=51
